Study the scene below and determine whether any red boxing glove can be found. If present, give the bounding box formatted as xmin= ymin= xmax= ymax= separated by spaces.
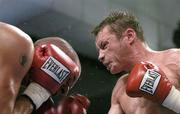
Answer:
xmin=45 ymin=94 xmax=90 ymax=114
xmin=126 ymin=61 xmax=180 ymax=113
xmin=31 ymin=43 xmax=79 ymax=93
xmin=23 ymin=43 xmax=80 ymax=109
xmin=44 ymin=108 xmax=58 ymax=114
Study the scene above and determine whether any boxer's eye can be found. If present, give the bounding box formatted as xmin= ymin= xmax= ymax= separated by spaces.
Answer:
xmin=101 ymin=41 xmax=108 ymax=50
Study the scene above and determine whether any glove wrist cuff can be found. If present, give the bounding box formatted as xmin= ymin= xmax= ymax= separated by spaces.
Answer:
xmin=162 ymin=86 xmax=180 ymax=113
xmin=23 ymin=82 xmax=51 ymax=109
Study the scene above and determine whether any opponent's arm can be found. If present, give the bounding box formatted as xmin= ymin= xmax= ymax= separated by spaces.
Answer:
xmin=0 ymin=22 xmax=34 ymax=114
xmin=13 ymin=95 xmax=34 ymax=114
xmin=126 ymin=61 xmax=180 ymax=113
xmin=13 ymin=96 xmax=55 ymax=114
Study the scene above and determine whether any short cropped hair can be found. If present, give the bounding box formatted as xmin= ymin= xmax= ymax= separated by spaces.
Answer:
xmin=92 ymin=10 xmax=144 ymax=41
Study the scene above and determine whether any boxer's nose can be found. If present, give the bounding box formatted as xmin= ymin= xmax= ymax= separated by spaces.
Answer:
xmin=98 ymin=51 xmax=105 ymax=63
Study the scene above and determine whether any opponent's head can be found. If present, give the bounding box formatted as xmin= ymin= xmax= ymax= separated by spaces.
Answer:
xmin=34 ymin=37 xmax=81 ymax=94
xmin=92 ymin=11 xmax=144 ymax=74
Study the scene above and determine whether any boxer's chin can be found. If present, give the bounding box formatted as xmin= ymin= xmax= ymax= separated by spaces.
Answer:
xmin=110 ymin=66 xmax=120 ymax=74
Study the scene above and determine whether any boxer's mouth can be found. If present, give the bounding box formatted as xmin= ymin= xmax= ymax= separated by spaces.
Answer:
xmin=104 ymin=62 xmax=111 ymax=70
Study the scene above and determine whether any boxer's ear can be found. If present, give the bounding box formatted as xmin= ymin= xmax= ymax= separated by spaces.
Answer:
xmin=123 ymin=28 xmax=136 ymax=45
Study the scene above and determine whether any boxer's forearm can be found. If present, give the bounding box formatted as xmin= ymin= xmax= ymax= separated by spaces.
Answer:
xmin=13 ymin=96 xmax=34 ymax=114
xmin=0 ymin=88 xmax=19 ymax=114
xmin=108 ymin=104 xmax=125 ymax=114
xmin=162 ymin=86 xmax=180 ymax=113
xmin=0 ymin=104 xmax=14 ymax=114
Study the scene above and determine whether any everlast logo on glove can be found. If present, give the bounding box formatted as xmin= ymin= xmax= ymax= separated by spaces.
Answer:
xmin=139 ymin=69 xmax=161 ymax=95
xmin=41 ymin=56 xmax=70 ymax=84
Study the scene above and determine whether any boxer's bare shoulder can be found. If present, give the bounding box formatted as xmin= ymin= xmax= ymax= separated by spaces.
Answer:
xmin=34 ymin=37 xmax=80 ymax=68
xmin=0 ymin=22 xmax=34 ymax=76
xmin=108 ymin=74 xmax=128 ymax=114
xmin=0 ymin=22 xmax=34 ymax=114
xmin=158 ymin=48 xmax=180 ymax=89
xmin=112 ymin=74 xmax=128 ymax=99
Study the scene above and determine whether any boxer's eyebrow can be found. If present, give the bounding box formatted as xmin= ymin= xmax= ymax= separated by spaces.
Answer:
xmin=20 ymin=55 xmax=27 ymax=66
xmin=95 ymin=41 xmax=100 ymax=51
xmin=100 ymin=41 xmax=105 ymax=48
xmin=101 ymin=41 xmax=109 ymax=50
xmin=96 ymin=46 xmax=100 ymax=53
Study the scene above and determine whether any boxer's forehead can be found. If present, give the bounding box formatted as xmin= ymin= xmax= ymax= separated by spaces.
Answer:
xmin=95 ymin=26 xmax=115 ymax=49
xmin=35 ymin=37 xmax=62 ymax=46
xmin=35 ymin=37 xmax=71 ymax=52
xmin=35 ymin=37 xmax=77 ymax=63
xmin=96 ymin=37 xmax=110 ymax=49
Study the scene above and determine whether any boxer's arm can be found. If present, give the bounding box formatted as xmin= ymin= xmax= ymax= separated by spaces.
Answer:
xmin=23 ymin=43 xmax=80 ymax=110
xmin=13 ymin=96 xmax=55 ymax=114
xmin=108 ymin=76 xmax=126 ymax=114
xmin=13 ymin=96 xmax=34 ymax=114
xmin=126 ymin=62 xmax=180 ymax=113
xmin=108 ymin=104 xmax=124 ymax=114
xmin=0 ymin=68 xmax=31 ymax=114
xmin=13 ymin=41 xmax=80 ymax=114
xmin=0 ymin=22 xmax=34 ymax=114
xmin=0 ymin=67 xmax=18 ymax=114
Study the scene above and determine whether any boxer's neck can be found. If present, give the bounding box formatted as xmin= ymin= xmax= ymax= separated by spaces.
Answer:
xmin=129 ymin=41 xmax=159 ymax=69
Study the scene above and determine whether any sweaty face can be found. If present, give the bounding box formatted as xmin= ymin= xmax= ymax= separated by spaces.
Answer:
xmin=95 ymin=26 xmax=130 ymax=74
